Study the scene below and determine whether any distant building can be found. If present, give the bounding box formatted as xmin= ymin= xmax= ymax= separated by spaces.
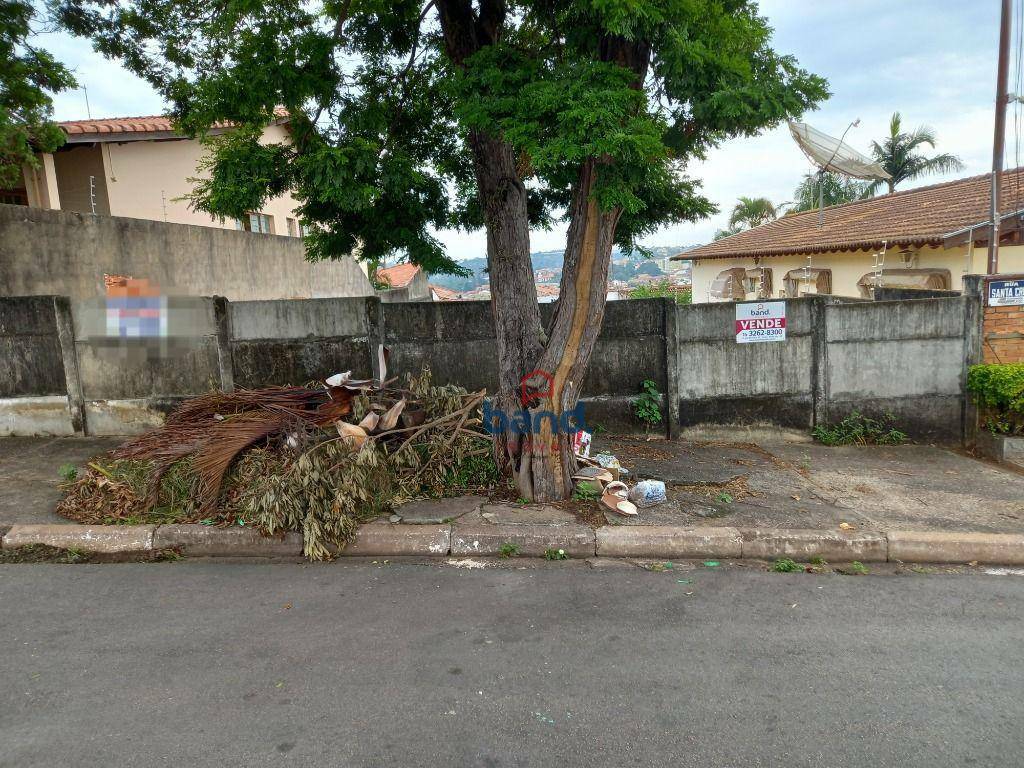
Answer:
xmin=377 ymin=263 xmax=432 ymax=302
xmin=12 ymin=113 xmax=312 ymax=239
xmin=675 ymin=169 xmax=1024 ymax=302
xmin=0 ymin=112 xmax=374 ymax=301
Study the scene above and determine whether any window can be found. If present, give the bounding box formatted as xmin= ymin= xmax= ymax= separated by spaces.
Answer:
xmin=743 ymin=267 xmax=773 ymax=299
xmin=236 ymin=212 xmax=274 ymax=234
xmin=856 ymin=268 xmax=951 ymax=298
xmin=784 ymin=268 xmax=832 ymax=297
xmin=286 ymin=217 xmax=299 ymax=237
xmin=709 ymin=268 xmax=747 ymax=300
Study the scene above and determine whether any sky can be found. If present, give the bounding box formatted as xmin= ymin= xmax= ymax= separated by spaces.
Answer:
xmin=38 ymin=0 xmax=1011 ymax=260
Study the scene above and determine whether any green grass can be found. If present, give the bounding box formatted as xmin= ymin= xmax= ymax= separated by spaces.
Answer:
xmin=771 ymin=558 xmax=801 ymax=573
xmin=498 ymin=542 xmax=520 ymax=559
xmin=544 ymin=548 xmax=568 ymax=560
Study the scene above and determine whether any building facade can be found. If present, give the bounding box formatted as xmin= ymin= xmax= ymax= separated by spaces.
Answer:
xmin=676 ymin=170 xmax=1024 ymax=301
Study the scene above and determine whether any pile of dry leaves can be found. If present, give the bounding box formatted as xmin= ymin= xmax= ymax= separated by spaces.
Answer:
xmin=57 ymin=368 xmax=497 ymax=559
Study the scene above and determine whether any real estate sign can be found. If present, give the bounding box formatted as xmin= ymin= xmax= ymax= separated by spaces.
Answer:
xmin=736 ymin=301 xmax=786 ymax=344
xmin=988 ymin=279 xmax=1024 ymax=306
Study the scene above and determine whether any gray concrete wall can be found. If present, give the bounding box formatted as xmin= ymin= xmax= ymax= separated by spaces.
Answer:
xmin=0 ymin=293 xmax=979 ymax=440
xmin=0 ymin=203 xmax=373 ymax=301
xmin=229 ymin=297 xmax=373 ymax=388
xmin=0 ymin=296 xmax=67 ymax=397
xmin=673 ymin=298 xmax=816 ymax=430
xmin=823 ymin=297 xmax=970 ymax=440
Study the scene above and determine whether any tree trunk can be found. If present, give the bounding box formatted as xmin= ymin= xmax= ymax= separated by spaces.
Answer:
xmin=434 ymin=7 xmax=645 ymax=501
xmin=527 ymin=160 xmax=620 ymax=501
xmin=466 ymin=130 xmax=545 ymax=490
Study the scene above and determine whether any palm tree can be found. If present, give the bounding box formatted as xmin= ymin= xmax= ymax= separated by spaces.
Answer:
xmin=867 ymin=112 xmax=964 ymax=194
xmin=728 ymin=196 xmax=778 ymax=229
xmin=791 ymin=171 xmax=873 ymax=212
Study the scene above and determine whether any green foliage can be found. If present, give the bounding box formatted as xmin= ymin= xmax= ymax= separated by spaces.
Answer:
xmin=53 ymin=0 xmax=827 ymax=268
xmin=865 ymin=112 xmax=964 ymax=195
xmin=846 ymin=561 xmax=869 ymax=576
xmin=627 ymin=280 xmax=691 ymax=304
xmin=716 ymin=491 xmax=734 ymax=504
xmin=544 ymin=548 xmax=568 ymax=560
xmin=728 ymin=196 xmax=777 ymax=229
xmin=499 ymin=542 xmax=521 ymax=559
xmin=633 ymin=378 xmax=663 ymax=430
xmin=967 ymin=363 xmax=1024 ymax=435
xmin=0 ymin=0 xmax=76 ymax=186
xmin=572 ymin=485 xmax=601 ymax=502
xmin=812 ymin=411 xmax=907 ymax=446
xmin=790 ymin=171 xmax=872 ymax=212
xmin=771 ymin=558 xmax=801 ymax=573
xmin=58 ymin=463 xmax=78 ymax=482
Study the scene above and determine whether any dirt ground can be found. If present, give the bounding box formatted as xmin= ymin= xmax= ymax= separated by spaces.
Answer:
xmin=592 ymin=434 xmax=1024 ymax=534
xmin=3 ymin=433 xmax=1024 ymax=534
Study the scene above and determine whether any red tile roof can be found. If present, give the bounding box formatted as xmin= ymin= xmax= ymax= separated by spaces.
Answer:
xmin=377 ymin=263 xmax=421 ymax=289
xmin=429 ymin=284 xmax=460 ymax=301
xmin=676 ymin=168 xmax=1024 ymax=261
xmin=57 ymin=109 xmax=289 ymax=137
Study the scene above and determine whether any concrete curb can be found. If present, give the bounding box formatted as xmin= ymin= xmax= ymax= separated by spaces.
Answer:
xmin=3 ymin=523 xmax=1024 ymax=566
xmin=888 ymin=531 xmax=1024 ymax=565
xmin=596 ymin=526 xmax=741 ymax=559
xmin=741 ymin=529 xmax=888 ymax=563
xmin=451 ymin=522 xmax=595 ymax=558
xmin=2 ymin=524 xmax=156 ymax=553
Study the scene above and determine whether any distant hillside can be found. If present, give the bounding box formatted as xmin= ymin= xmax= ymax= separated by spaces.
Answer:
xmin=429 ymin=245 xmax=694 ymax=290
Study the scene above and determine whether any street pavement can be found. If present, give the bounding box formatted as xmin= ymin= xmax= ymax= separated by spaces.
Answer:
xmin=1 ymin=559 xmax=1022 ymax=767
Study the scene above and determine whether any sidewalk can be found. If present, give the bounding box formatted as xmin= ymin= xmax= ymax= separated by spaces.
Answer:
xmin=0 ymin=437 xmax=125 ymax=526
xmin=3 ymin=434 xmax=1024 ymax=565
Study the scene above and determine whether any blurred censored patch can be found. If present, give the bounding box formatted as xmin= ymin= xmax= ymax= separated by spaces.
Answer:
xmin=105 ymin=277 xmax=166 ymax=338
xmin=76 ymin=277 xmax=216 ymax=364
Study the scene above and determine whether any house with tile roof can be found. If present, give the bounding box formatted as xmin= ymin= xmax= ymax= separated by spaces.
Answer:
xmin=11 ymin=112 xmax=310 ymax=240
xmin=376 ymin=263 xmax=431 ymax=301
xmin=674 ymin=169 xmax=1024 ymax=302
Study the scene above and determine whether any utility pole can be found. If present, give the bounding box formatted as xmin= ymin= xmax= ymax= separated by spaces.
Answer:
xmin=989 ymin=0 xmax=1012 ymax=274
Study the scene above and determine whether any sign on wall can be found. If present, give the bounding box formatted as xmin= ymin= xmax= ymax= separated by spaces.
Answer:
xmin=736 ymin=301 xmax=786 ymax=344
xmin=988 ymin=279 xmax=1024 ymax=306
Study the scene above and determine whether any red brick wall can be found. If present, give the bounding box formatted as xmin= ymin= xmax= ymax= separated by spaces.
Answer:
xmin=983 ymin=304 xmax=1024 ymax=363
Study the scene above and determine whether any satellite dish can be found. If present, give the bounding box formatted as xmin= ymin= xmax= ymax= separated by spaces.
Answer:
xmin=788 ymin=121 xmax=891 ymax=181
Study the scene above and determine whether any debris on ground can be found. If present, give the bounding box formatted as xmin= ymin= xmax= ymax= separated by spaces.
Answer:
xmin=628 ymin=479 xmax=667 ymax=508
xmin=57 ymin=367 xmax=496 ymax=560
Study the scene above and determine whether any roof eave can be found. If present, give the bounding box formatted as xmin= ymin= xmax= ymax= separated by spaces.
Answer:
xmin=674 ymin=236 xmax=946 ymax=261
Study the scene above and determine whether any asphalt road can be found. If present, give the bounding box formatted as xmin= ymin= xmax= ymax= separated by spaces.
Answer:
xmin=1 ymin=560 xmax=1022 ymax=768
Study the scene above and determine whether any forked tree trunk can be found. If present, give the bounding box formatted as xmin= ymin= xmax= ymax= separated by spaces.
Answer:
xmin=435 ymin=4 xmax=645 ymax=500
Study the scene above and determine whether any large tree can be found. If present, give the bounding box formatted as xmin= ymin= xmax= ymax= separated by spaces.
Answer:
xmin=0 ymin=0 xmax=76 ymax=188
xmin=867 ymin=112 xmax=964 ymax=195
xmin=57 ymin=0 xmax=826 ymax=500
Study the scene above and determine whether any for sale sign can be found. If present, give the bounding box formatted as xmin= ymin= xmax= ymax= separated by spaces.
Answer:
xmin=736 ymin=301 xmax=786 ymax=343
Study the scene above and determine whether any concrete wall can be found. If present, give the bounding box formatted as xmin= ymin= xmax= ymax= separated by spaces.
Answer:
xmin=669 ymin=295 xmax=975 ymax=441
xmin=229 ymin=298 xmax=373 ymax=389
xmin=823 ymin=298 xmax=970 ymax=440
xmin=0 ymin=293 xmax=982 ymax=441
xmin=0 ymin=203 xmax=373 ymax=301
xmin=673 ymin=298 xmax=816 ymax=430
xmin=0 ymin=296 xmax=81 ymax=436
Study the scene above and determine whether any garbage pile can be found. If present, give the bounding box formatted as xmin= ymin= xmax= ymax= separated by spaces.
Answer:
xmin=57 ymin=368 xmax=494 ymax=559
xmin=571 ymin=431 xmax=666 ymax=516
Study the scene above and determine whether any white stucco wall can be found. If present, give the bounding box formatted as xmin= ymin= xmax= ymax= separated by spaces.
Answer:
xmin=100 ymin=123 xmax=302 ymax=235
xmin=689 ymin=244 xmax=1024 ymax=302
